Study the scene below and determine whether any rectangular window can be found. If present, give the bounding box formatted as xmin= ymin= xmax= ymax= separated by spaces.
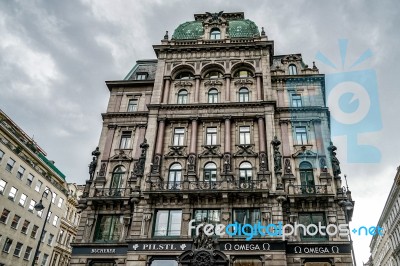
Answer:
xmin=16 ymin=165 xmax=25 ymax=179
xmin=0 ymin=149 xmax=4 ymax=161
xmin=6 ymin=158 xmax=15 ymax=172
xmin=13 ymin=242 xmax=23 ymax=257
xmin=48 ymin=234 xmax=54 ymax=246
xmin=2 ymin=238 xmax=12 ymax=253
xmin=127 ymin=99 xmax=138 ymax=112
xmin=52 ymin=192 xmax=57 ymax=204
xmin=27 ymin=174 xmax=34 ymax=186
xmin=41 ymin=253 xmax=49 ymax=266
xmin=53 ymin=215 xmax=59 ymax=226
xmin=119 ymin=131 xmax=132 ymax=149
xmin=154 ymin=210 xmax=182 ymax=237
xmin=28 ymin=200 xmax=36 ymax=212
xmin=298 ymin=212 xmax=328 ymax=240
xmin=47 ymin=211 xmax=52 ymax=222
xmin=31 ymin=225 xmax=39 ymax=239
xmin=94 ymin=215 xmax=123 ymax=242
xmin=192 ymin=210 xmax=221 ymax=235
xmin=8 ymin=186 xmax=17 ymax=201
xmin=11 ymin=214 xmax=21 ymax=229
xmin=57 ymin=230 xmax=64 ymax=243
xmin=43 ymin=187 xmax=49 ymax=198
xmin=57 ymin=198 xmax=64 ymax=208
xmin=295 ymin=127 xmax=308 ymax=145
xmin=206 ymin=127 xmax=217 ymax=145
xmin=0 ymin=209 xmax=10 ymax=223
xmin=41 ymin=230 xmax=47 ymax=243
xmin=35 ymin=180 xmax=42 ymax=192
xmin=291 ymin=94 xmax=302 ymax=107
xmin=173 ymin=128 xmax=185 ymax=146
xmin=23 ymin=246 xmax=32 ymax=260
xmin=136 ymin=73 xmax=147 ymax=80
xmin=233 ymin=209 xmax=261 ymax=234
xmin=52 ymin=253 xmax=59 ymax=266
xmin=37 ymin=209 xmax=43 ymax=218
xmin=19 ymin=193 xmax=27 ymax=207
xmin=21 ymin=220 xmax=30 ymax=234
xmin=239 ymin=126 xmax=251 ymax=144
xmin=0 ymin=179 xmax=7 ymax=194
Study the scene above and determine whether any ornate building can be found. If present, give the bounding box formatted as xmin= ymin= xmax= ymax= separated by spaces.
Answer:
xmin=368 ymin=167 xmax=400 ymax=265
xmin=72 ymin=12 xmax=355 ymax=266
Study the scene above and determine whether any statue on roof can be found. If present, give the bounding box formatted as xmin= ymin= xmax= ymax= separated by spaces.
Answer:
xmin=205 ymin=11 xmax=224 ymax=23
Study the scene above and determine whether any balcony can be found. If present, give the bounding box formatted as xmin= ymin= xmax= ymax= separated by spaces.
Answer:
xmin=89 ymin=187 xmax=131 ymax=198
xmin=146 ymin=180 xmax=268 ymax=193
xmin=288 ymin=185 xmax=328 ymax=195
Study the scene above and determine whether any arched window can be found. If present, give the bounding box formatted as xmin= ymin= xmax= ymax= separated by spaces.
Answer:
xmin=110 ymin=166 xmax=125 ymax=196
xmin=176 ymin=72 xmax=194 ymax=80
xmin=205 ymin=71 xmax=223 ymax=79
xmin=234 ymin=70 xmax=252 ymax=78
xmin=177 ymin=89 xmax=188 ymax=104
xmin=239 ymin=87 xmax=249 ymax=102
xmin=299 ymin=161 xmax=314 ymax=189
xmin=204 ymin=162 xmax=217 ymax=183
xmin=168 ymin=163 xmax=182 ymax=189
xmin=210 ymin=28 xmax=221 ymax=40
xmin=288 ymin=64 xmax=297 ymax=75
xmin=208 ymin=88 xmax=218 ymax=103
xmin=239 ymin=162 xmax=252 ymax=182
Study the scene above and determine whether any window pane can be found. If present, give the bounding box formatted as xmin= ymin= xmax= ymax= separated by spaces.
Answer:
xmin=154 ymin=211 xmax=169 ymax=236
xmin=292 ymin=94 xmax=302 ymax=107
xmin=168 ymin=211 xmax=182 ymax=236
xmin=31 ymin=225 xmax=39 ymax=238
xmin=35 ymin=180 xmax=42 ymax=192
xmin=13 ymin=242 xmax=23 ymax=257
xmin=239 ymin=126 xmax=250 ymax=144
xmin=289 ymin=64 xmax=297 ymax=75
xmin=27 ymin=174 xmax=34 ymax=186
xmin=8 ymin=186 xmax=18 ymax=200
xmin=11 ymin=214 xmax=21 ymax=229
xmin=127 ymin=99 xmax=138 ymax=112
xmin=151 ymin=260 xmax=178 ymax=266
xmin=0 ymin=209 xmax=10 ymax=223
xmin=120 ymin=131 xmax=132 ymax=149
xmin=28 ymin=200 xmax=36 ymax=212
xmin=173 ymin=128 xmax=184 ymax=146
xmin=0 ymin=179 xmax=7 ymax=194
xmin=17 ymin=166 xmax=25 ymax=179
xmin=295 ymin=127 xmax=307 ymax=145
xmin=6 ymin=158 xmax=15 ymax=171
xmin=21 ymin=220 xmax=30 ymax=234
xmin=24 ymin=246 xmax=32 ymax=260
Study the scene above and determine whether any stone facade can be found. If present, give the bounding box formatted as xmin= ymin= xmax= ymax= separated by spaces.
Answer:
xmin=0 ymin=109 xmax=70 ymax=266
xmin=368 ymin=167 xmax=400 ymax=265
xmin=72 ymin=12 xmax=355 ymax=266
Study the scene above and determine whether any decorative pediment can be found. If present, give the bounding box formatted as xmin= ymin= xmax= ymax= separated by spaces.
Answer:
xmin=204 ymin=80 xmax=223 ymax=86
xmin=233 ymin=79 xmax=253 ymax=86
xmin=174 ymin=81 xmax=193 ymax=87
xmin=292 ymin=146 xmax=317 ymax=158
xmin=110 ymin=150 xmax=133 ymax=161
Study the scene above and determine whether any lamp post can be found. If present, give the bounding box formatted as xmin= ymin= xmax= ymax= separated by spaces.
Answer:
xmin=31 ymin=188 xmax=53 ymax=266
xmin=339 ymin=191 xmax=356 ymax=266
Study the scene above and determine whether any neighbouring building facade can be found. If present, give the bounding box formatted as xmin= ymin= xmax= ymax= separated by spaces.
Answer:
xmin=72 ymin=12 xmax=355 ymax=266
xmin=0 ymin=109 xmax=70 ymax=266
xmin=368 ymin=167 xmax=400 ymax=265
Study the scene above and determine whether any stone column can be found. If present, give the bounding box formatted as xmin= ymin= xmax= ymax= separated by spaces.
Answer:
xmin=194 ymin=75 xmax=201 ymax=102
xmin=256 ymin=74 xmax=263 ymax=101
xmin=162 ymin=77 xmax=171 ymax=103
xmin=224 ymin=74 xmax=231 ymax=102
xmin=151 ymin=119 xmax=165 ymax=176
xmin=222 ymin=117 xmax=232 ymax=177
xmin=187 ymin=118 xmax=198 ymax=177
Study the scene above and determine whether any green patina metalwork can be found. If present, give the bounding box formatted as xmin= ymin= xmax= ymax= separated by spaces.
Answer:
xmin=172 ymin=19 xmax=259 ymax=40
xmin=228 ymin=19 xmax=259 ymax=38
xmin=38 ymin=152 xmax=66 ymax=180
xmin=172 ymin=21 xmax=204 ymax=40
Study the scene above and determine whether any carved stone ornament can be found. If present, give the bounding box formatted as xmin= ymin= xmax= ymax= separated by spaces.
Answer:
xmin=174 ymin=81 xmax=193 ymax=87
xmin=271 ymin=136 xmax=282 ymax=172
xmin=205 ymin=11 xmax=224 ymax=23
xmin=233 ymin=79 xmax=253 ymax=86
xmin=110 ymin=150 xmax=133 ymax=161
xmin=234 ymin=144 xmax=257 ymax=157
xmin=98 ymin=162 xmax=107 ymax=177
xmin=199 ymin=145 xmax=222 ymax=157
xmin=166 ymin=146 xmax=186 ymax=157
xmin=328 ymin=141 xmax=341 ymax=177
xmin=204 ymin=80 xmax=223 ymax=86
xmin=151 ymin=154 xmax=161 ymax=174
xmin=292 ymin=145 xmax=318 ymax=158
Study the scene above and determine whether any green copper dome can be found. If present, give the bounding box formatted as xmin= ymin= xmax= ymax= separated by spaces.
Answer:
xmin=172 ymin=19 xmax=259 ymax=40
xmin=228 ymin=19 xmax=259 ymax=38
xmin=172 ymin=21 xmax=204 ymax=40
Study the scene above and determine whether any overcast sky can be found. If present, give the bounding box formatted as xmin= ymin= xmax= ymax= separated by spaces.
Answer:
xmin=1 ymin=0 xmax=399 ymax=263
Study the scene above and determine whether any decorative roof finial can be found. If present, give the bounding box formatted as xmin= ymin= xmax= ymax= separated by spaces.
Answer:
xmin=164 ymin=31 xmax=169 ymax=40
xmin=261 ymin=27 xmax=265 ymax=36
xmin=313 ymin=61 xmax=317 ymax=69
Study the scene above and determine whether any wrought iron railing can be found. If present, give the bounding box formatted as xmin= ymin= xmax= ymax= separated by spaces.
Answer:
xmin=291 ymin=185 xmax=327 ymax=195
xmin=148 ymin=180 xmax=265 ymax=191
xmin=90 ymin=187 xmax=130 ymax=197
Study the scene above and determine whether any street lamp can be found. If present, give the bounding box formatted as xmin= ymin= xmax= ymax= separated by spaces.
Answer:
xmin=31 ymin=188 xmax=53 ymax=266
xmin=339 ymin=193 xmax=356 ymax=266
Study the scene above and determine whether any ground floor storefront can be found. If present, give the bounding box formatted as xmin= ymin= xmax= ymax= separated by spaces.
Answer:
xmin=71 ymin=240 xmax=353 ymax=266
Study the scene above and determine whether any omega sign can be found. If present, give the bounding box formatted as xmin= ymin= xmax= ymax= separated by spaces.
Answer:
xmin=223 ymin=243 xmax=270 ymax=251
xmin=286 ymin=244 xmax=351 ymax=254
xmin=293 ymin=246 xmax=339 ymax=254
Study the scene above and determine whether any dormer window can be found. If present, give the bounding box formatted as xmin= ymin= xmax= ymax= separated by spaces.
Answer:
xmin=176 ymin=72 xmax=194 ymax=80
xmin=234 ymin=70 xmax=252 ymax=78
xmin=205 ymin=71 xmax=223 ymax=79
xmin=288 ymin=64 xmax=297 ymax=75
xmin=210 ymin=28 xmax=221 ymax=40
xmin=136 ymin=73 xmax=148 ymax=80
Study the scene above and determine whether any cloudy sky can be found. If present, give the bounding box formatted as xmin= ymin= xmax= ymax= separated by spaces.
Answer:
xmin=1 ymin=0 xmax=399 ymax=263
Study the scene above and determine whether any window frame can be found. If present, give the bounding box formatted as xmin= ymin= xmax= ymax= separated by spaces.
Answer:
xmin=239 ymin=87 xmax=250 ymax=102
xmin=0 ymin=179 xmax=7 ymax=194
xmin=0 ymin=149 xmax=4 ymax=161
xmin=298 ymin=212 xmax=328 ymax=240
xmin=210 ymin=28 xmax=221 ymax=40
xmin=31 ymin=225 xmax=39 ymax=239
xmin=168 ymin=163 xmax=182 ymax=189
xmin=295 ymin=126 xmax=308 ymax=145
xmin=16 ymin=165 xmax=25 ymax=179
xmin=27 ymin=173 xmax=34 ymax=186
xmin=6 ymin=157 xmax=15 ymax=172
xmin=93 ymin=215 xmax=123 ymax=242
xmin=127 ymin=99 xmax=138 ymax=112
xmin=239 ymin=126 xmax=251 ymax=145
xmin=119 ymin=131 xmax=132 ymax=149
xmin=206 ymin=127 xmax=217 ymax=145
xmin=173 ymin=128 xmax=185 ymax=146
xmin=19 ymin=193 xmax=27 ymax=207
xmin=239 ymin=162 xmax=253 ymax=182
xmin=288 ymin=64 xmax=298 ymax=75
xmin=2 ymin=237 xmax=13 ymax=253
xmin=13 ymin=242 xmax=23 ymax=257
xmin=193 ymin=209 xmax=221 ymax=235
xmin=28 ymin=200 xmax=36 ymax=212
xmin=135 ymin=73 xmax=148 ymax=80
xmin=0 ymin=208 xmax=10 ymax=224
xmin=153 ymin=210 xmax=182 ymax=237
xmin=177 ymin=89 xmax=188 ymax=104
xmin=203 ymin=162 xmax=217 ymax=183
xmin=8 ymin=186 xmax=18 ymax=201
xmin=208 ymin=88 xmax=219 ymax=103
xmin=23 ymin=246 xmax=32 ymax=261
xmin=35 ymin=180 xmax=42 ymax=192
xmin=11 ymin=214 xmax=21 ymax=229
xmin=21 ymin=220 xmax=30 ymax=234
